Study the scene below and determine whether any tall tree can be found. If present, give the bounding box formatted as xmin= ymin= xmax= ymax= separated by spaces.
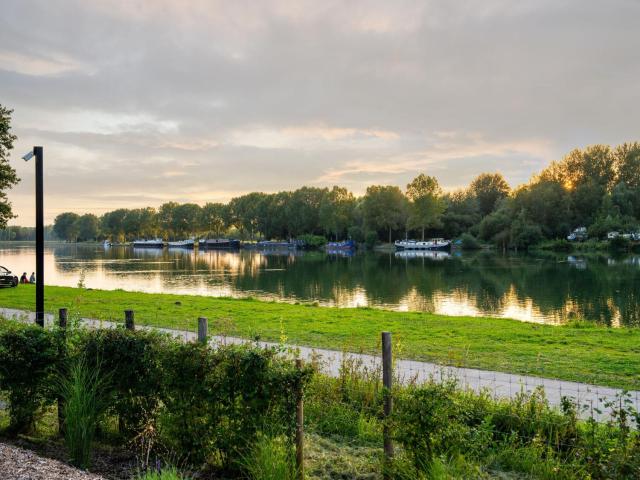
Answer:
xmin=469 ymin=173 xmax=510 ymax=217
xmin=362 ymin=185 xmax=408 ymax=243
xmin=201 ymin=202 xmax=227 ymax=237
xmin=76 ymin=213 xmax=100 ymax=241
xmin=0 ymin=105 xmax=19 ymax=228
xmin=614 ymin=142 xmax=640 ymax=188
xmin=53 ymin=212 xmax=80 ymax=242
xmin=406 ymin=174 xmax=445 ymax=240
xmin=319 ymin=186 xmax=356 ymax=240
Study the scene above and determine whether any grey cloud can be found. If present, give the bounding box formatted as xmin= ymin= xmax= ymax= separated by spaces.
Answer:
xmin=1 ymin=0 xmax=639 ymax=224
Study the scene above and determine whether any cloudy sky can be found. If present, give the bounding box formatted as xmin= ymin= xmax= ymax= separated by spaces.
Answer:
xmin=1 ymin=0 xmax=639 ymax=224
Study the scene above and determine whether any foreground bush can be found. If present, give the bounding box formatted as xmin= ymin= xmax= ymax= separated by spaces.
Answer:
xmin=0 ymin=322 xmax=311 ymax=475
xmin=0 ymin=322 xmax=60 ymax=433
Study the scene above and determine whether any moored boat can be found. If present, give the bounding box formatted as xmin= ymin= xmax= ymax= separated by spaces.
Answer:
xmin=167 ymin=239 xmax=195 ymax=248
xmin=199 ymin=238 xmax=241 ymax=249
xmin=394 ymin=238 xmax=451 ymax=251
xmin=256 ymin=240 xmax=304 ymax=249
xmin=132 ymin=238 xmax=164 ymax=248
xmin=326 ymin=240 xmax=356 ymax=250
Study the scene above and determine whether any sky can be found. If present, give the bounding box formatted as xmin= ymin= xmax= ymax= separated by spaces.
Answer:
xmin=1 ymin=0 xmax=639 ymax=225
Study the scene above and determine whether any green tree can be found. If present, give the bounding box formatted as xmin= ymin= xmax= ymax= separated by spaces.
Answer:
xmin=614 ymin=142 xmax=640 ymax=188
xmin=469 ymin=173 xmax=510 ymax=217
xmin=76 ymin=214 xmax=100 ymax=241
xmin=0 ymin=105 xmax=19 ymax=228
xmin=101 ymin=209 xmax=127 ymax=242
xmin=53 ymin=212 xmax=80 ymax=242
xmin=362 ymin=185 xmax=408 ymax=243
xmin=319 ymin=186 xmax=356 ymax=240
xmin=285 ymin=187 xmax=327 ymax=237
xmin=158 ymin=202 xmax=179 ymax=238
xmin=406 ymin=174 xmax=445 ymax=240
xmin=201 ymin=202 xmax=227 ymax=237
xmin=172 ymin=203 xmax=201 ymax=238
xmin=441 ymin=190 xmax=480 ymax=238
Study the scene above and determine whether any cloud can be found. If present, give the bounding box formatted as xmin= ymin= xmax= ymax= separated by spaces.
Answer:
xmin=1 ymin=0 xmax=638 ymax=224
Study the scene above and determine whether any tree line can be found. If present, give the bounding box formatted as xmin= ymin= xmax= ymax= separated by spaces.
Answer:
xmin=42 ymin=142 xmax=640 ymax=247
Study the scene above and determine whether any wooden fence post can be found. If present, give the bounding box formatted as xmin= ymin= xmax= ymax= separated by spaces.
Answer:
xmin=125 ymin=309 xmax=135 ymax=330
xmin=58 ymin=308 xmax=68 ymax=435
xmin=382 ymin=331 xmax=394 ymax=477
xmin=198 ymin=317 xmax=208 ymax=344
xmin=295 ymin=358 xmax=304 ymax=480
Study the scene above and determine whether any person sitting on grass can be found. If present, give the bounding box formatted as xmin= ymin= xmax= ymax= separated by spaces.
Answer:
xmin=29 ymin=272 xmax=35 ymax=284
xmin=20 ymin=272 xmax=28 ymax=284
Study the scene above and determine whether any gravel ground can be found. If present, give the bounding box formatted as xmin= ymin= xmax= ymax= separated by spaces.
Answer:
xmin=0 ymin=442 xmax=106 ymax=480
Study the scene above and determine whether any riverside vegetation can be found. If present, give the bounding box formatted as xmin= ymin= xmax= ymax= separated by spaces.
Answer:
xmin=0 ymin=319 xmax=638 ymax=479
xmin=2 ymin=142 xmax=637 ymax=252
xmin=1 ymin=285 xmax=639 ymax=390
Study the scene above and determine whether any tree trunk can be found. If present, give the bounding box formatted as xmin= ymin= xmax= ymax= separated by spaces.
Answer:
xmin=388 ymin=228 xmax=392 ymax=244
xmin=421 ymin=227 xmax=425 ymax=241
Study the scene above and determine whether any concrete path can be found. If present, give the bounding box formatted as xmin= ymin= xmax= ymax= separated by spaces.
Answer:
xmin=1 ymin=307 xmax=638 ymax=421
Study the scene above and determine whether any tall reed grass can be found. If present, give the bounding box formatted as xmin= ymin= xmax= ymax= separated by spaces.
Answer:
xmin=239 ymin=433 xmax=297 ymax=480
xmin=58 ymin=356 xmax=109 ymax=469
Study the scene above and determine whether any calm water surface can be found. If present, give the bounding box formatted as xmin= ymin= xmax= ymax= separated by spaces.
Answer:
xmin=2 ymin=242 xmax=640 ymax=326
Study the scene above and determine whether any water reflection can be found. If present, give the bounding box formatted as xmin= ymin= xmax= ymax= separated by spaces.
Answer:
xmin=1 ymin=243 xmax=640 ymax=326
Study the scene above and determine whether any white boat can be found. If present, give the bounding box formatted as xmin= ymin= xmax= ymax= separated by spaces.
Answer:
xmin=167 ymin=239 xmax=195 ymax=248
xmin=132 ymin=238 xmax=164 ymax=248
xmin=102 ymin=240 xmax=111 ymax=248
xmin=394 ymin=238 xmax=451 ymax=251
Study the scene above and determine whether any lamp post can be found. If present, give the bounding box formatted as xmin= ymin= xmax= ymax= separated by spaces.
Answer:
xmin=22 ymin=146 xmax=44 ymax=327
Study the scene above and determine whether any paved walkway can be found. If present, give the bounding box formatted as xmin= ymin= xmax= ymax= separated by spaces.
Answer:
xmin=1 ymin=307 xmax=638 ymax=421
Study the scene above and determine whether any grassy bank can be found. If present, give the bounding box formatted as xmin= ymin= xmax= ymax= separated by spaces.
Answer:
xmin=1 ymin=285 xmax=639 ymax=390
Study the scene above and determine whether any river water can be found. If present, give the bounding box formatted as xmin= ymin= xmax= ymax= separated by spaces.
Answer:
xmin=1 ymin=242 xmax=639 ymax=326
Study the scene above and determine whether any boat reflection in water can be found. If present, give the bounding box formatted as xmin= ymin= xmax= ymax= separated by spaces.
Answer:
xmin=395 ymin=250 xmax=450 ymax=260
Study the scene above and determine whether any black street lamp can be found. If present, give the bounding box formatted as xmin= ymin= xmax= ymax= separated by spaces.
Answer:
xmin=22 ymin=146 xmax=44 ymax=327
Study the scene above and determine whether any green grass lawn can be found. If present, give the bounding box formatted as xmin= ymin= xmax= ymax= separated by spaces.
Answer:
xmin=1 ymin=284 xmax=639 ymax=390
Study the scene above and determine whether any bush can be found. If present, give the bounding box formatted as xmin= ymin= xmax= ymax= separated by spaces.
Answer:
xmin=297 ymin=234 xmax=327 ymax=248
xmin=81 ymin=328 xmax=167 ymax=438
xmin=609 ymin=235 xmax=630 ymax=252
xmin=0 ymin=323 xmax=61 ymax=433
xmin=459 ymin=233 xmax=481 ymax=250
xmin=158 ymin=341 xmax=312 ymax=469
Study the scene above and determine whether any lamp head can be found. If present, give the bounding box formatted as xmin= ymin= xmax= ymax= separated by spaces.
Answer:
xmin=22 ymin=150 xmax=34 ymax=162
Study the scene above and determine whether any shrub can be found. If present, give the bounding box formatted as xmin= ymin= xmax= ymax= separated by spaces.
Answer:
xmin=297 ymin=234 xmax=327 ymax=248
xmin=81 ymin=328 xmax=166 ymax=438
xmin=609 ymin=235 xmax=630 ymax=252
xmin=158 ymin=341 xmax=312 ymax=469
xmin=459 ymin=233 xmax=481 ymax=250
xmin=0 ymin=323 xmax=61 ymax=433
xmin=394 ymin=381 xmax=474 ymax=473
xmin=58 ymin=355 xmax=110 ymax=469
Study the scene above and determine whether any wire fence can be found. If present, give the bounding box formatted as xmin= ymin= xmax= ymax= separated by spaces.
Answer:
xmin=1 ymin=304 xmax=638 ymax=425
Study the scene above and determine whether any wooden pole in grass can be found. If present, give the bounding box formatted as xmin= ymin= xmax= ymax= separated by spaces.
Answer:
xmin=125 ymin=309 xmax=134 ymax=330
xmin=295 ymin=358 xmax=304 ymax=480
xmin=198 ymin=317 xmax=208 ymax=343
xmin=58 ymin=308 xmax=68 ymax=434
xmin=382 ymin=331 xmax=394 ymax=477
